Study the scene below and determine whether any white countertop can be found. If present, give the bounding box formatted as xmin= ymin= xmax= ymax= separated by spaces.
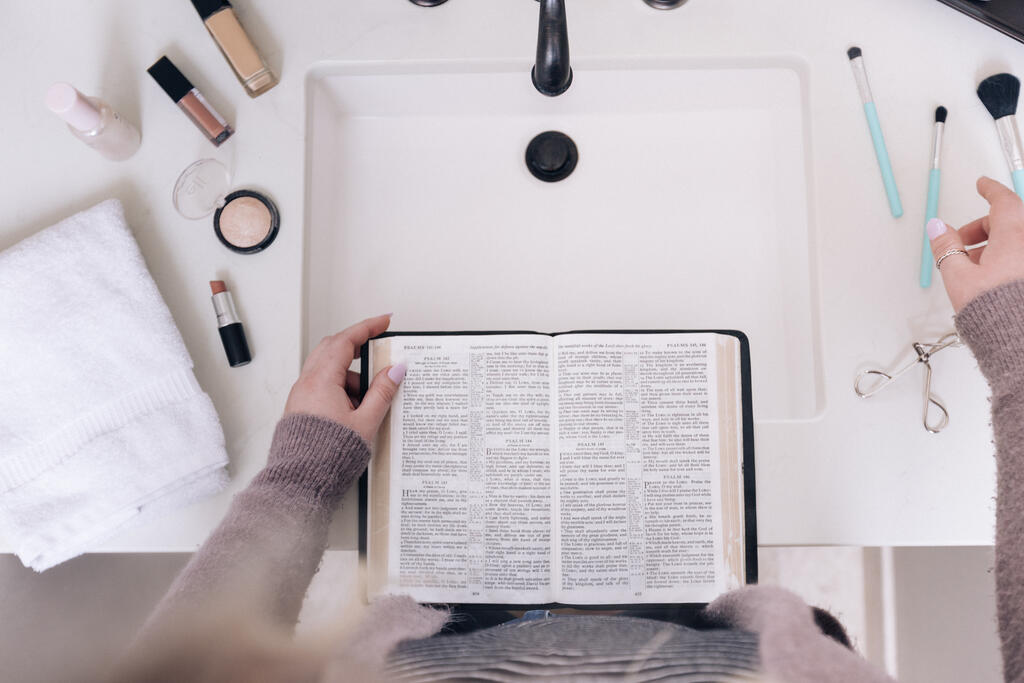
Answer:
xmin=1 ymin=0 xmax=1020 ymax=554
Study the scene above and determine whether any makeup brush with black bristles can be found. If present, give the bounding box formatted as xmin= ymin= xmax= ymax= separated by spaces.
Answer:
xmin=920 ymin=106 xmax=948 ymax=288
xmin=977 ymin=73 xmax=1024 ymax=198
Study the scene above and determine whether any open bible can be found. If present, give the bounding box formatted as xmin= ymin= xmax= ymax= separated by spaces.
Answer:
xmin=361 ymin=331 xmax=756 ymax=607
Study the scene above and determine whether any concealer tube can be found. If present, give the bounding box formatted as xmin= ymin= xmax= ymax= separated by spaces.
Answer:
xmin=148 ymin=56 xmax=233 ymax=146
xmin=191 ymin=0 xmax=278 ymax=98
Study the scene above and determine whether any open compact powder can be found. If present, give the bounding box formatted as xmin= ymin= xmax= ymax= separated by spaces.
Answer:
xmin=214 ymin=191 xmax=279 ymax=252
xmin=173 ymin=159 xmax=280 ymax=254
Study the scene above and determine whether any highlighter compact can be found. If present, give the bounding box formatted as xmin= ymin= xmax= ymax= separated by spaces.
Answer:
xmin=173 ymin=158 xmax=279 ymax=254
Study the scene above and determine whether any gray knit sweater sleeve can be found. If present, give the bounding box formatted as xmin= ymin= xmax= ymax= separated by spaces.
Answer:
xmin=954 ymin=279 xmax=1024 ymax=682
xmin=139 ymin=413 xmax=369 ymax=636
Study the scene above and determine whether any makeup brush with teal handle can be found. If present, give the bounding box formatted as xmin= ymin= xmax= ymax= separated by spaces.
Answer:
xmin=978 ymin=73 xmax=1024 ymax=200
xmin=920 ymin=107 xmax=946 ymax=288
xmin=848 ymin=47 xmax=903 ymax=218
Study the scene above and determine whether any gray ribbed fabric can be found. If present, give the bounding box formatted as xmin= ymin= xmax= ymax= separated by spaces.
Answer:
xmin=954 ymin=279 xmax=1024 ymax=682
xmin=385 ymin=615 xmax=760 ymax=681
xmin=136 ymin=414 xmax=370 ymax=637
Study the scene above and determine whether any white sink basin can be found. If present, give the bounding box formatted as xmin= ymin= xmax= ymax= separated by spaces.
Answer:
xmin=303 ymin=58 xmax=822 ymax=421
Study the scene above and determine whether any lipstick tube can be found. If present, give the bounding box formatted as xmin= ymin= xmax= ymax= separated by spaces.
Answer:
xmin=191 ymin=0 xmax=278 ymax=98
xmin=210 ymin=280 xmax=251 ymax=367
xmin=148 ymin=56 xmax=233 ymax=146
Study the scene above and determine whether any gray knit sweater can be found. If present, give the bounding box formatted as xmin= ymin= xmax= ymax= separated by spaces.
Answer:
xmin=131 ymin=280 xmax=1024 ymax=682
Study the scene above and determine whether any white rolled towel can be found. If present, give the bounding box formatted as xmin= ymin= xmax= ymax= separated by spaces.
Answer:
xmin=0 ymin=199 xmax=229 ymax=571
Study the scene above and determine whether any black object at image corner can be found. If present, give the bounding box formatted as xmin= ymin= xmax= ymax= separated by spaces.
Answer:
xmin=935 ymin=0 xmax=1024 ymax=44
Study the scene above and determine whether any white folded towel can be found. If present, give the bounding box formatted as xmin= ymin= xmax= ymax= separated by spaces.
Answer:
xmin=0 ymin=199 xmax=229 ymax=571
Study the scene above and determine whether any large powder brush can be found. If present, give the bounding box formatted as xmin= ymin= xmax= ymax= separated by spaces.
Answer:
xmin=977 ymin=73 xmax=1024 ymax=199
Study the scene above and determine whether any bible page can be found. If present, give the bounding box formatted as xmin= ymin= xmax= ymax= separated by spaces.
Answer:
xmin=553 ymin=333 xmax=731 ymax=604
xmin=369 ymin=335 xmax=556 ymax=604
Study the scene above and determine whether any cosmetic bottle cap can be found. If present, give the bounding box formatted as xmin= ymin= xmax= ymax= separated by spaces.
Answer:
xmin=173 ymin=158 xmax=230 ymax=219
xmin=191 ymin=0 xmax=232 ymax=20
xmin=147 ymin=56 xmax=194 ymax=103
xmin=46 ymin=83 xmax=102 ymax=132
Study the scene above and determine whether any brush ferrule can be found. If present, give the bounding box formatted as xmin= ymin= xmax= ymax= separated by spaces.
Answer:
xmin=849 ymin=56 xmax=873 ymax=104
xmin=212 ymin=291 xmax=241 ymax=327
xmin=996 ymin=115 xmax=1024 ymax=171
xmin=930 ymin=121 xmax=944 ymax=170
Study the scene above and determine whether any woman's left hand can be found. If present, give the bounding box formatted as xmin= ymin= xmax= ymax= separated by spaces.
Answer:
xmin=284 ymin=314 xmax=407 ymax=443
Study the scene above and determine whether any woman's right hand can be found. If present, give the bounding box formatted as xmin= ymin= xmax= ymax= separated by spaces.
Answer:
xmin=928 ymin=176 xmax=1024 ymax=313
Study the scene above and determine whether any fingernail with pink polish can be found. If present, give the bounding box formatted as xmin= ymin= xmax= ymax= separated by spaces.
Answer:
xmin=388 ymin=362 xmax=407 ymax=384
xmin=926 ymin=218 xmax=947 ymax=240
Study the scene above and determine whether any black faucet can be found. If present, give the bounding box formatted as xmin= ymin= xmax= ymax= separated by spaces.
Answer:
xmin=532 ymin=0 xmax=572 ymax=97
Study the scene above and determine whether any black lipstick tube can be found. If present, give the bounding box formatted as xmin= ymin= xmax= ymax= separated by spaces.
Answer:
xmin=210 ymin=281 xmax=251 ymax=367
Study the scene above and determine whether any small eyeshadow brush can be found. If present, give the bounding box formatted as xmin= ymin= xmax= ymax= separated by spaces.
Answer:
xmin=847 ymin=46 xmax=903 ymax=218
xmin=977 ymin=73 xmax=1024 ymax=199
xmin=920 ymin=107 xmax=947 ymax=289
